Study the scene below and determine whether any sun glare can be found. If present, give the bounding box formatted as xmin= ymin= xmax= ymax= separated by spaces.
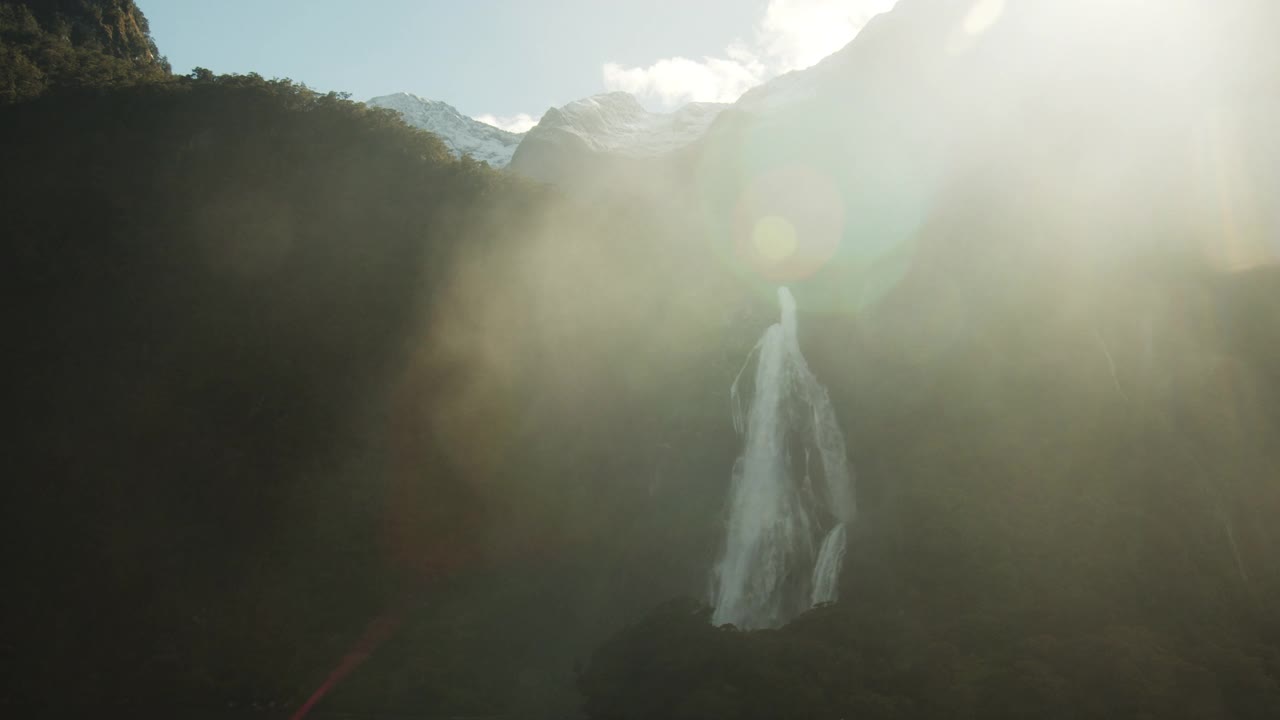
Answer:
xmin=961 ymin=0 xmax=1006 ymax=36
xmin=753 ymin=215 xmax=801 ymax=264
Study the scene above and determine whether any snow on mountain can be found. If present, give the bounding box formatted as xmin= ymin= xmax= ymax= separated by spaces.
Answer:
xmin=523 ymin=92 xmax=728 ymax=158
xmin=506 ymin=92 xmax=728 ymax=185
xmin=366 ymin=93 xmax=523 ymax=168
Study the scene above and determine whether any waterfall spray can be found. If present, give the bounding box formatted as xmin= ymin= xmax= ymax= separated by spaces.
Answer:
xmin=710 ymin=287 xmax=856 ymax=629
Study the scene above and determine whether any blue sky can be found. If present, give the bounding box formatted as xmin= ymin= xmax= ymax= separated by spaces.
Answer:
xmin=142 ymin=1 xmax=896 ymax=130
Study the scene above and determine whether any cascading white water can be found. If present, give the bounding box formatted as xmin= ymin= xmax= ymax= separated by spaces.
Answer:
xmin=810 ymin=523 xmax=848 ymax=606
xmin=710 ymin=287 xmax=856 ymax=629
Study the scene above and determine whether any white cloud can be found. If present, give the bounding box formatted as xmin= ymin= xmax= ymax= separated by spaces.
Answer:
xmin=603 ymin=0 xmax=899 ymax=109
xmin=603 ymin=51 xmax=766 ymax=107
xmin=473 ymin=112 xmax=539 ymax=134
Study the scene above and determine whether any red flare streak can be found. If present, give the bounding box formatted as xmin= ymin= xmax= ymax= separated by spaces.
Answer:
xmin=290 ymin=611 xmax=404 ymax=720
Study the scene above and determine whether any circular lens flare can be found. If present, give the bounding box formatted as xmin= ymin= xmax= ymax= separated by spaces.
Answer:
xmin=733 ymin=165 xmax=846 ymax=283
xmin=752 ymin=215 xmax=800 ymax=264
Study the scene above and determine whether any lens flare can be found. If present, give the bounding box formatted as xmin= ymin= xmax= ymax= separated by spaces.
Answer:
xmin=291 ymin=609 xmax=406 ymax=720
xmin=947 ymin=0 xmax=1007 ymax=54
xmin=733 ymin=164 xmax=845 ymax=283
xmin=962 ymin=0 xmax=1006 ymax=36
xmin=752 ymin=215 xmax=800 ymax=264
xmin=1201 ymin=108 xmax=1279 ymax=272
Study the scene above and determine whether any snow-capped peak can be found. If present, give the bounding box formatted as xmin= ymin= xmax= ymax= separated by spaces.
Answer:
xmin=525 ymin=92 xmax=728 ymax=158
xmin=366 ymin=92 xmax=524 ymax=168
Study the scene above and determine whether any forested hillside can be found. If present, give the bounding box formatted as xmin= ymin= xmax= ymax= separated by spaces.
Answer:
xmin=1 ymin=58 xmax=747 ymax=717
xmin=3 ymin=69 xmax=512 ymax=708
xmin=0 ymin=0 xmax=167 ymax=103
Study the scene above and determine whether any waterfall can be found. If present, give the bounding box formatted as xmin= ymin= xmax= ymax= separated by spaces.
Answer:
xmin=710 ymin=287 xmax=856 ymax=629
xmin=811 ymin=523 xmax=848 ymax=606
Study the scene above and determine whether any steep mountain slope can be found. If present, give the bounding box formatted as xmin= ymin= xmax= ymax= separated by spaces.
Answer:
xmin=578 ymin=0 xmax=1280 ymax=716
xmin=1 ymin=73 xmax=536 ymax=711
xmin=0 ymin=0 xmax=168 ymax=103
xmin=691 ymin=0 xmax=1280 ymax=309
xmin=1 ymin=68 xmax=746 ymax=717
xmin=521 ymin=91 xmax=724 ymax=158
xmin=366 ymin=92 xmax=523 ymax=168
xmin=508 ymin=91 xmax=725 ymax=186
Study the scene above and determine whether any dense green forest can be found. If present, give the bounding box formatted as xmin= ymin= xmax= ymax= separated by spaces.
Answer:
xmin=4 ymin=0 xmax=1280 ymax=718
xmin=1 ymin=0 xmax=167 ymax=103
xmin=2 ymin=8 xmax=745 ymax=710
xmin=4 ymin=69 xmax=518 ymax=708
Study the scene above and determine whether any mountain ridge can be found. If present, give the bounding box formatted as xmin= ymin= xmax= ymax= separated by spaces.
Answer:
xmin=365 ymin=92 xmax=524 ymax=168
xmin=370 ymin=88 xmax=730 ymax=184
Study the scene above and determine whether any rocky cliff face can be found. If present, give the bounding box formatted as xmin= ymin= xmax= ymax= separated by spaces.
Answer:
xmin=13 ymin=0 xmax=161 ymax=61
xmin=0 ymin=0 xmax=167 ymax=103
